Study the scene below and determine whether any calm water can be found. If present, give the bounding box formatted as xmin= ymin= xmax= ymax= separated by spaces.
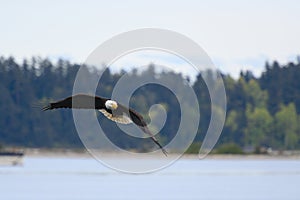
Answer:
xmin=0 ymin=156 xmax=300 ymax=200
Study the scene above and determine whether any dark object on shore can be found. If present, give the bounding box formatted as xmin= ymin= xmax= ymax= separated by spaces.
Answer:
xmin=0 ymin=150 xmax=24 ymax=166
xmin=0 ymin=151 xmax=24 ymax=157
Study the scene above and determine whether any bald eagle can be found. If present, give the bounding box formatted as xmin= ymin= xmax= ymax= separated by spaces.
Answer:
xmin=43 ymin=94 xmax=167 ymax=156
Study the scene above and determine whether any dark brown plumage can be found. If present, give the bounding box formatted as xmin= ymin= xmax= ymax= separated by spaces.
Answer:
xmin=43 ymin=94 xmax=167 ymax=156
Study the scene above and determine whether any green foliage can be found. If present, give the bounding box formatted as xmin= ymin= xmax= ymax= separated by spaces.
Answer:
xmin=274 ymin=103 xmax=299 ymax=149
xmin=243 ymin=79 xmax=268 ymax=108
xmin=185 ymin=141 xmax=202 ymax=154
xmin=225 ymin=110 xmax=238 ymax=132
xmin=1 ymin=56 xmax=300 ymax=152
xmin=215 ymin=143 xmax=243 ymax=154
xmin=244 ymin=105 xmax=273 ymax=147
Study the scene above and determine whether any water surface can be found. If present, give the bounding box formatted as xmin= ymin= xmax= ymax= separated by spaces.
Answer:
xmin=0 ymin=156 xmax=299 ymax=200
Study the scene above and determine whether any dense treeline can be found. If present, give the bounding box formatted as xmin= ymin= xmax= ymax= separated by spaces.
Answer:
xmin=0 ymin=56 xmax=300 ymax=152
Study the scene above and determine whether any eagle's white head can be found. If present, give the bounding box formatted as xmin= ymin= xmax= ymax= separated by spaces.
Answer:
xmin=105 ymin=100 xmax=118 ymax=110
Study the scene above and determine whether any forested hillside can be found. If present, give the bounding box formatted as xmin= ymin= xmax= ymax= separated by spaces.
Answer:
xmin=0 ymin=56 xmax=300 ymax=152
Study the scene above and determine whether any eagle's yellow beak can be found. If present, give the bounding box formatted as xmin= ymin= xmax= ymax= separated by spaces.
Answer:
xmin=105 ymin=100 xmax=118 ymax=110
xmin=111 ymin=101 xmax=118 ymax=110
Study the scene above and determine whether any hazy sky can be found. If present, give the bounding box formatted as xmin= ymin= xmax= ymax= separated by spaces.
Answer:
xmin=0 ymin=0 xmax=299 ymax=78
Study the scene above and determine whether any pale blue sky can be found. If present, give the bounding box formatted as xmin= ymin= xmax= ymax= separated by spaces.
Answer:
xmin=0 ymin=0 xmax=299 ymax=78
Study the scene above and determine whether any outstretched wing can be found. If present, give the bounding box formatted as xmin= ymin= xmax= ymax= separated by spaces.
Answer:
xmin=139 ymin=125 xmax=168 ymax=156
xmin=117 ymin=104 xmax=168 ymax=156
xmin=42 ymin=94 xmax=107 ymax=110
xmin=42 ymin=96 xmax=72 ymax=110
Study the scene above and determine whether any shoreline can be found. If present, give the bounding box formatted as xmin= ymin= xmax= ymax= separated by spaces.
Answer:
xmin=22 ymin=148 xmax=300 ymax=160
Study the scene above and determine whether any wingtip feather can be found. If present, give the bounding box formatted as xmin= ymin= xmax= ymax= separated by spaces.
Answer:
xmin=42 ymin=105 xmax=51 ymax=111
xmin=162 ymin=148 xmax=168 ymax=157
